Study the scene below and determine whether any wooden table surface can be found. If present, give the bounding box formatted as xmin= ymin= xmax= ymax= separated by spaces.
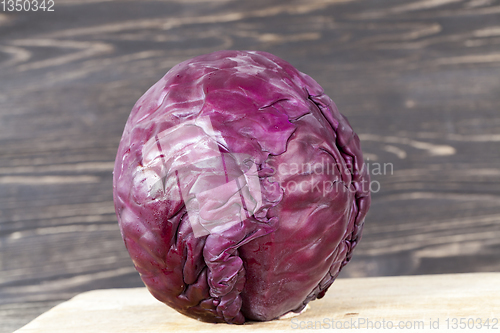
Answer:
xmin=1 ymin=0 xmax=499 ymax=332
xmin=13 ymin=273 xmax=500 ymax=332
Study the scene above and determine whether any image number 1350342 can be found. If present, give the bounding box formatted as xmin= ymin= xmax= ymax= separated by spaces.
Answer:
xmin=2 ymin=0 xmax=54 ymax=12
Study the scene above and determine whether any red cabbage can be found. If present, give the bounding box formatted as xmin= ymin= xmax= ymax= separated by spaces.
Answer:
xmin=113 ymin=50 xmax=371 ymax=324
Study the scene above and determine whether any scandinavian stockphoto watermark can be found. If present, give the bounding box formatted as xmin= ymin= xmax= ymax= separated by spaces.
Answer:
xmin=267 ymin=158 xmax=392 ymax=196
xmin=140 ymin=116 xmax=393 ymax=237
xmin=140 ymin=155 xmax=391 ymax=237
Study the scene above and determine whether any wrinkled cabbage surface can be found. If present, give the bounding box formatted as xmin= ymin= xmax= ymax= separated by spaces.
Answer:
xmin=113 ymin=50 xmax=371 ymax=324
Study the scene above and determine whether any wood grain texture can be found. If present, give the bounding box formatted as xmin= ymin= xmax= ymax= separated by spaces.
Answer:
xmin=1 ymin=0 xmax=499 ymax=332
xmin=13 ymin=273 xmax=500 ymax=332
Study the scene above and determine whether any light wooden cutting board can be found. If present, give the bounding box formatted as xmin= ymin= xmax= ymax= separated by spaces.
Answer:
xmin=14 ymin=272 xmax=500 ymax=332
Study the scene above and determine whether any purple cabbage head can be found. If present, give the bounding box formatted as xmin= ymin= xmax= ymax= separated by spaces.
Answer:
xmin=113 ymin=50 xmax=371 ymax=324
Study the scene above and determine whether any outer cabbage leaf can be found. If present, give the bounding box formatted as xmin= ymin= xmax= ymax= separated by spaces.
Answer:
xmin=113 ymin=50 xmax=371 ymax=324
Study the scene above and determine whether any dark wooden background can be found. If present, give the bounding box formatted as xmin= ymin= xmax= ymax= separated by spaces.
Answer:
xmin=1 ymin=0 xmax=499 ymax=331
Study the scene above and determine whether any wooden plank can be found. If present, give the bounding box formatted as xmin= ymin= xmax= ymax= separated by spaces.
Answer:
xmin=13 ymin=273 xmax=500 ymax=332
